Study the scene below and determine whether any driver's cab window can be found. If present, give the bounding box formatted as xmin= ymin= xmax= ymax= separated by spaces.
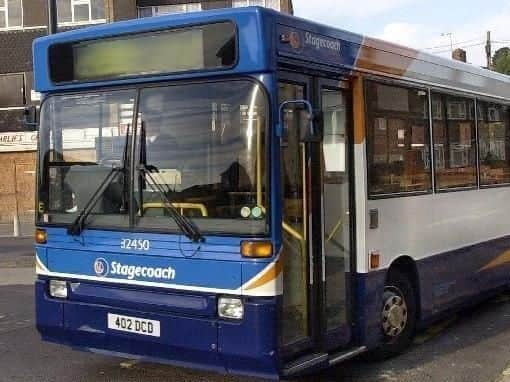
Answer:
xmin=38 ymin=90 xmax=135 ymax=226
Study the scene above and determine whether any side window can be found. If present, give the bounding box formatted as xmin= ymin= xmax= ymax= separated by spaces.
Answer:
xmin=366 ymin=81 xmax=431 ymax=196
xmin=432 ymin=94 xmax=477 ymax=190
xmin=478 ymin=102 xmax=510 ymax=185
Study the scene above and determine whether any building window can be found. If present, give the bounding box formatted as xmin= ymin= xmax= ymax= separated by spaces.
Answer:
xmin=432 ymin=93 xmax=477 ymax=190
xmin=478 ymin=101 xmax=510 ymax=186
xmin=0 ymin=0 xmax=23 ymax=29
xmin=138 ymin=3 xmax=202 ymax=17
xmin=57 ymin=0 xmax=105 ymax=25
xmin=232 ymin=0 xmax=280 ymax=11
xmin=0 ymin=73 xmax=24 ymax=108
xmin=366 ymin=81 xmax=432 ymax=196
xmin=0 ymin=73 xmax=25 ymax=133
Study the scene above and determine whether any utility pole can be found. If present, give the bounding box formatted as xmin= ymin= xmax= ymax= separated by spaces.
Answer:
xmin=441 ymin=32 xmax=454 ymax=54
xmin=47 ymin=0 xmax=57 ymax=34
xmin=486 ymin=31 xmax=492 ymax=70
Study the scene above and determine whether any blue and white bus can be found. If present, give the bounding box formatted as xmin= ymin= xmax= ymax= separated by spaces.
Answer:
xmin=33 ymin=6 xmax=510 ymax=379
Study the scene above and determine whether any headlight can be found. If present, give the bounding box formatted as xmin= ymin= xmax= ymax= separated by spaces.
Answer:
xmin=49 ymin=280 xmax=68 ymax=299
xmin=218 ymin=297 xmax=244 ymax=320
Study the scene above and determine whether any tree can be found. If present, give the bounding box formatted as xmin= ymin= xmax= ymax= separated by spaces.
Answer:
xmin=493 ymin=47 xmax=510 ymax=75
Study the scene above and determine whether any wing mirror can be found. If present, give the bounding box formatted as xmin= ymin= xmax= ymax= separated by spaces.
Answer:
xmin=277 ymin=100 xmax=320 ymax=142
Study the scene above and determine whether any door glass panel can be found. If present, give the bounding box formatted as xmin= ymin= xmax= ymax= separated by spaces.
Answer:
xmin=322 ymin=88 xmax=350 ymax=330
xmin=279 ymin=82 xmax=309 ymax=345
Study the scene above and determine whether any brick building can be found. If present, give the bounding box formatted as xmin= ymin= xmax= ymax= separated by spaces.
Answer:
xmin=0 ymin=0 xmax=293 ymax=223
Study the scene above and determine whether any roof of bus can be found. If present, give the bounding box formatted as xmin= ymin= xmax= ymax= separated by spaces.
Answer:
xmin=273 ymin=9 xmax=510 ymax=100
xmin=33 ymin=6 xmax=510 ymax=100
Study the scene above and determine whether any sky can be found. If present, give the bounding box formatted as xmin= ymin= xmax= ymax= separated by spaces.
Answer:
xmin=292 ymin=0 xmax=510 ymax=67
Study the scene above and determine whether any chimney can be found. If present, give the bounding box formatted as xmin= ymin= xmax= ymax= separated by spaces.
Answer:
xmin=452 ymin=48 xmax=467 ymax=63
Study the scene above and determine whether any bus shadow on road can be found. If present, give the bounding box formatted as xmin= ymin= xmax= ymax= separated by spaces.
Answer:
xmin=300 ymin=290 xmax=510 ymax=382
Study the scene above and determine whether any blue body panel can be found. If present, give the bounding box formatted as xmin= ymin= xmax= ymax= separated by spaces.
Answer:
xmin=355 ymin=236 xmax=510 ymax=348
xmin=36 ymin=280 xmax=279 ymax=379
xmin=36 ymin=226 xmax=280 ymax=378
xmin=416 ymin=235 xmax=510 ymax=324
xmin=37 ymin=228 xmax=273 ymax=294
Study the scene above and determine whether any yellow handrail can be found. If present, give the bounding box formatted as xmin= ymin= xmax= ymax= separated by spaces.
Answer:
xmin=327 ymin=218 xmax=343 ymax=243
xmin=143 ymin=202 xmax=208 ymax=217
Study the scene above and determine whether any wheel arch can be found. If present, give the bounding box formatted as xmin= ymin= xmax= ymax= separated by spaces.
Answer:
xmin=387 ymin=256 xmax=422 ymax=321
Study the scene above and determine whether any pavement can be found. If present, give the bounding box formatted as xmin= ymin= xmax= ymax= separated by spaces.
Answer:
xmin=0 ymin=237 xmax=34 ymax=268
xmin=0 ymin=221 xmax=33 ymax=238
xmin=1 ymin=238 xmax=510 ymax=382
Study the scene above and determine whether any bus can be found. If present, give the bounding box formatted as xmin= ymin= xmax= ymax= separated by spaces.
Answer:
xmin=32 ymin=6 xmax=510 ymax=379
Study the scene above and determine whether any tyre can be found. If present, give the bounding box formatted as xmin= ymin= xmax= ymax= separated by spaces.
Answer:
xmin=367 ymin=269 xmax=417 ymax=360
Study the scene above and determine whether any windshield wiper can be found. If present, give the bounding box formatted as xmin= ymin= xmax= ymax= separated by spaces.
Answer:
xmin=138 ymin=164 xmax=204 ymax=243
xmin=67 ymin=166 xmax=122 ymax=236
xmin=137 ymin=121 xmax=204 ymax=243
xmin=68 ymin=126 xmax=131 ymax=236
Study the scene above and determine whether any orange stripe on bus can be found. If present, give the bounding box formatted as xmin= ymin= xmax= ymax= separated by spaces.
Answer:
xmin=356 ymin=37 xmax=418 ymax=77
xmin=352 ymin=76 xmax=366 ymax=144
xmin=244 ymin=258 xmax=283 ymax=291
xmin=479 ymin=250 xmax=510 ymax=272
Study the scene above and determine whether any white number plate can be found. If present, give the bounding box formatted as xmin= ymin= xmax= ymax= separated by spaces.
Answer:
xmin=107 ymin=313 xmax=160 ymax=337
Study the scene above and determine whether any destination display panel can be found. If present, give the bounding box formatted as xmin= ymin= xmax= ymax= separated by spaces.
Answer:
xmin=49 ymin=22 xmax=237 ymax=83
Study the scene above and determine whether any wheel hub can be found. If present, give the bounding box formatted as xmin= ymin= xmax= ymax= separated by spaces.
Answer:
xmin=382 ymin=290 xmax=408 ymax=337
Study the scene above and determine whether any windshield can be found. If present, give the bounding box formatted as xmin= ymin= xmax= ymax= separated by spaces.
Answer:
xmin=37 ymin=80 xmax=268 ymax=236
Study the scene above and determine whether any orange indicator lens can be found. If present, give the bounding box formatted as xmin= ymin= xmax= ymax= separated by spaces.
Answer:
xmin=35 ymin=229 xmax=47 ymax=244
xmin=241 ymin=241 xmax=273 ymax=258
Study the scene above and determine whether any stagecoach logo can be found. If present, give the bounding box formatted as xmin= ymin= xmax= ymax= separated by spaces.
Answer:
xmin=304 ymin=31 xmax=341 ymax=52
xmin=93 ymin=258 xmax=177 ymax=281
xmin=94 ymin=258 xmax=109 ymax=277
xmin=289 ymin=31 xmax=302 ymax=50
xmin=283 ymin=28 xmax=342 ymax=55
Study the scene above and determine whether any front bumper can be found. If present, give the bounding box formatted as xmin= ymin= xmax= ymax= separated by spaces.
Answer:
xmin=35 ymin=278 xmax=279 ymax=379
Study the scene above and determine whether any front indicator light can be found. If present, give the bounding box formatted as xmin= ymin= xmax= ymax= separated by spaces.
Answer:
xmin=35 ymin=229 xmax=47 ymax=244
xmin=241 ymin=241 xmax=273 ymax=258
xmin=49 ymin=280 xmax=68 ymax=299
xmin=218 ymin=297 xmax=244 ymax=320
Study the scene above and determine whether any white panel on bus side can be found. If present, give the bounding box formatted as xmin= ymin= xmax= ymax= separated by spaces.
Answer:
xmin=365 ymin=187 xmax=510 ymax=270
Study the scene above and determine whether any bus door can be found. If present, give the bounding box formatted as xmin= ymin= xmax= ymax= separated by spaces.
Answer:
xmin=317 ymin=78 xmax=353 ymax=350
xmin=278 ymin=73 xmax=354 ymax=355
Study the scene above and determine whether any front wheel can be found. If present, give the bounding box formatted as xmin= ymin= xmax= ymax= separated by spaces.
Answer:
xmin=368 ymin=270 xmax=417 ymax=360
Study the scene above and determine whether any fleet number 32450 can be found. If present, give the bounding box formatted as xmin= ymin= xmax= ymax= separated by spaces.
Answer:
xmin=120 ymin=239 xmax=150 ymax=251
